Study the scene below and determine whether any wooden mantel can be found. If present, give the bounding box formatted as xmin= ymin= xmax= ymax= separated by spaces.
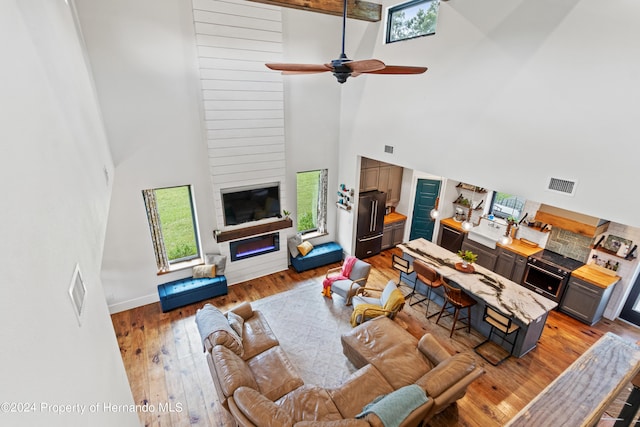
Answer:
xmin=246 ymin=0 xmax=382 ymax=22
xmin=214 ymin=218 xmax=293 ymax=243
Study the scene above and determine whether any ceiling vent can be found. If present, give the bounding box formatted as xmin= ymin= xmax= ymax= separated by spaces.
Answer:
xmin=547 ymin=177 xmax=577 ymax=196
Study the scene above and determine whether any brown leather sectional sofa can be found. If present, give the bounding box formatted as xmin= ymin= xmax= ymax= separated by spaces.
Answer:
xmin=196 ymin=302 xmax=483 ymax=427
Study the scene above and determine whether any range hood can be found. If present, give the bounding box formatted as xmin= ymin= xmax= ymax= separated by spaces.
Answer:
xmin=535 ymin=204 xmax=609 ymax=237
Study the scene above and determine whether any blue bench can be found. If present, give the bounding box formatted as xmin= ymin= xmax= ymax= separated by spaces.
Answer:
xmin=290 ymin=241 xmax=343 ymax=273
xmin=158 ymin=276 xmax=228 ymax=312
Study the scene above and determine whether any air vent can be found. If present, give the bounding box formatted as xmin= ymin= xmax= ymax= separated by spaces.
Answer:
xmin=384 ymin=145 xmax=394 ymax=154
xmin=547 ymin=177 xmax=577 ymax=196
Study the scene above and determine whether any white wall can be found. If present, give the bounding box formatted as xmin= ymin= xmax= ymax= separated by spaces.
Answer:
xmin=76 ymin=0 xmax=219 ymax=312
xmin=339 ymin=0 xmax=640 ymax=228
xmin=0 ymin=1 xmax=136 ymax=425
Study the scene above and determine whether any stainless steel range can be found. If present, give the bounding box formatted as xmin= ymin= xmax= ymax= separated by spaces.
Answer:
xmin=522 ymin=250 xmax=585 ymax=302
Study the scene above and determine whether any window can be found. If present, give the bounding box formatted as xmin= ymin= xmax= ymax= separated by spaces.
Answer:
xmin=296 ymin=169 xmax=328 ymax=234
xmin=490 ymin=192 xmax=526 ymax=221
xmin=386 ymin=0 xmax=440 ymax=43
xmin=142 ymin=185 xmax=200 ymax=272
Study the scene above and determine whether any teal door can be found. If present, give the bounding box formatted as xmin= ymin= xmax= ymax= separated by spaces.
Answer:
xmin=409 ymin=179 xmax=441 ymax=241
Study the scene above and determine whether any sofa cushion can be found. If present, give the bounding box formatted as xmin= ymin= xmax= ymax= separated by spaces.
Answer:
xmin=241 ymin=310 xmax=280 ymax=360
xmin=278 ymin=385 xmax=343 ymax=423
xmin=297 ymin=241 xmax=314 ymax=257
xmin=196 ymin=304 xmax=243 ymax=357
xmin=415 ymin=352 xmax=477 ymax=398
xmin=193 ymin=264 xmax=216 ymax=278
xmin=205 ymin=253 xmax=227 ymax=275
xmin=232 ymin=386 xmax=294 ymax=427
xmin=328 ymin=364 xmax=395 ymax=419
xmin=288 ymin=235 xmax=302 ymax=258
xmin=248 ymin=346 xmax=304 ymax=401
xmin=211 ymin=345 xmax=258 ymax=398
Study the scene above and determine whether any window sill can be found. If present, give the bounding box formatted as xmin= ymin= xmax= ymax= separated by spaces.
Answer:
xmin=157 ymin=258 xmax=203 ymax=276
xmin=301 ymin=231 xmax=328 ymax=241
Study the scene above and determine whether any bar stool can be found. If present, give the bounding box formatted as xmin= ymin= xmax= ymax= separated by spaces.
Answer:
xmin=391 ymin=254 xmax=414 ymax=287
xmin=474 ymin=305 xmax=520 ymax=366
xmin=412 ymin=259 xmax=446 ymax=317
xmin=436 ymin=281 xmax=477 ymax=338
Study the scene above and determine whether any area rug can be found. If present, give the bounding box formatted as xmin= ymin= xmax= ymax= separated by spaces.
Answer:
xmin=251 ymin=282 xmax=357 ymax=388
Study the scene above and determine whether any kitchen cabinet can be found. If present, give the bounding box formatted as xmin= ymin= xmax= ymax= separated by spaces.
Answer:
xmin=360 ymin=168 xmax=379 ymax=192
xmin=512 ymin=255 xmax=528 ymax=284
xmin=359 ymin=158 xmax=403 ymax=204
xmin=382 ymin=219 xmax=406 ymax=250
xmin=560 ymin=277 xmax=615 ymax=325
xmin=437 ymin=223 xmax=464 ymax=254
xmin=461 ymin=237 xmax=498 ymax=271
xmin=494 ymin=248 xmax=528 ymax=284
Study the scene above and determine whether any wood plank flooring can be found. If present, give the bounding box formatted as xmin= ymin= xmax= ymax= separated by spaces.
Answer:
xmin=111 ymin=248 xmax=640 ymax=426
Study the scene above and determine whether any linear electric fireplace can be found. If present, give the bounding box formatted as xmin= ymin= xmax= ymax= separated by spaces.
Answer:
xmin=230 ymin=233 xmax=280 ymax=262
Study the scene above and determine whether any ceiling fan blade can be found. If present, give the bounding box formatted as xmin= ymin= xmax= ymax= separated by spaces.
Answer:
xmin=265 ymin=63 xmax=332 ymax=73
xmin=362 ymin=65 xmax=428 ymax=75
xmin=344 ymin=59 xmax=386 ymax=73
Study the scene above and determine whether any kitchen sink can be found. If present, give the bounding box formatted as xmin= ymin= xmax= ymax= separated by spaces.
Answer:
xmin=467 ymin=230 xmax=498 ymax=249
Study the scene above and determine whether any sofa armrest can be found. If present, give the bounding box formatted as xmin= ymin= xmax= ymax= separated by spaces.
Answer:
xmin=228 ymin=302 xmax=254 ymax=321
xmin=416 ymin=352 xmax=479 ymax=398
xmin=417 ymin=333 xmax=451 ymax=366
xmin=230 ymin=386 xmax=293 ymax=427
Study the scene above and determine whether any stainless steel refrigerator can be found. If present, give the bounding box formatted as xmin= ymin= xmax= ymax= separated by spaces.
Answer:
xmin=355 ymin=190 xmax=386 ymax=259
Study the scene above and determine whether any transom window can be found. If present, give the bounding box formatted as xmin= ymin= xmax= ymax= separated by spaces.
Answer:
xmin=386 ymin=0 xmax=440 ymax=43
xmin=296 ymin=169 xmax=328 ymax=234
xmin=142 ymin=185 xmax=201 ymax=272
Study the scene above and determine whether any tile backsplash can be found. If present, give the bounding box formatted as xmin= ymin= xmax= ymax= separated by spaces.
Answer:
xmin=545 ymin=227 xmax=593 ymax=263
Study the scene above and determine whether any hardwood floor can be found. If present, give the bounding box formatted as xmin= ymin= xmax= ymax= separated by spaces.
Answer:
xmin=111 ymin=248 xmax=640 ymax=426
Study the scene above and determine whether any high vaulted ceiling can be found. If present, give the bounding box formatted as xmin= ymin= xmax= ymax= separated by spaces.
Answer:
xmin=247 ymin=0 xmax=382 ymax=22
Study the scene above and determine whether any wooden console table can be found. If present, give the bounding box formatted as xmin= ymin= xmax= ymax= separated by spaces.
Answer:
xmin=506 ymin=332 xmax=640 ymax=427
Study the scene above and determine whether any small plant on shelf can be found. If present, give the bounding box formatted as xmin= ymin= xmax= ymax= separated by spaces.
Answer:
xmin=457 ymin=250 xmax=478 ymax=267
xmin=282 ymin=210 xmax=291 ymax=220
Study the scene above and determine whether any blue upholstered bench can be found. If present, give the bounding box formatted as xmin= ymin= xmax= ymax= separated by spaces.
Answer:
xmin=158 ymin=276 xmax=228 ymax=312
xmin=290 ymin=241 xmax=343 ymax=273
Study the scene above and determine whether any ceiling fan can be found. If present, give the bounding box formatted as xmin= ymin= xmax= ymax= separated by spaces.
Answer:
xmin=265 ymin=0 xmax=428 ymax=84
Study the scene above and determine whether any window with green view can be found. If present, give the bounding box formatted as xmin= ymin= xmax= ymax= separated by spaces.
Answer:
xmin=296 ymin=170 xmax=328 ymax=233
xmin=152 ymin=185 xmax=200 ymax=263
xmin=386 ymin=0 xmax=440 ymax=43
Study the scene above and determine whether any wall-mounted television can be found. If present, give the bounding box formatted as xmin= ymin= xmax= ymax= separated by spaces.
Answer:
xmin=221 ymin=183 xmax=281 ymax=226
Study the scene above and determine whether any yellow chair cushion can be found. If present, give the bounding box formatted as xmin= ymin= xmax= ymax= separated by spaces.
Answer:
xmin=297 ymin=241 xmax=314 ymax=257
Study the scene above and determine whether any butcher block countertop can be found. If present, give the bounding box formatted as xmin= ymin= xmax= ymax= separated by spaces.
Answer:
xmin=384 ymin=212 xmax=407 ymax=225
xmin=440 ymin=217 xmax=464 ymax=231
xmin=497 ymin=239 xmax=543 ymax=258
xmin=572 ymin=265 xmax=621 ymax=288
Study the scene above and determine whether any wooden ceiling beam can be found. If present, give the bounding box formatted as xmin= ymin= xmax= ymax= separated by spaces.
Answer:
xmin=247 ymin=0 xmax=382 ymax=22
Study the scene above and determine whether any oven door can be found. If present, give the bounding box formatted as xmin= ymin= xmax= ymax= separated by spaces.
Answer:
xmin=523 ymin=263 xmax=567 ymax=301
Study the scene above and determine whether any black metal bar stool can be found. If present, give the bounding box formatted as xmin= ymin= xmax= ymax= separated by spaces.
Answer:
xmin=474 ymin=305 xmax=520 ymax=365
xmin=436 ymin=281 xmax=477 ymax=337
xmin=412 ymin=259 xmax=446 ymax=317
xmin=392 ymin=254 xmax=414 ymax=287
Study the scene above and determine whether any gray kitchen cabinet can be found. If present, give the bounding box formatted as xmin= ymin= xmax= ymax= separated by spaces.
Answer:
xmin=387 ymin=166 xmax=403 ymax=205
xmin=512 ymin=254 xmax=527 ymax=284
xmin=461 ymin=237 xmax=498 ymax=271
xmin=360 ymin=167 xmax=379 ymax=192
xmin=494 ymin=248 xmax=516 ymax=279
xmin=493 ymin=248 xmax=528 ymax=284
xmin=382 ymin=220 xmax=405 ymax=250
xmin=559 ymin=277 xmax=615 ymax=325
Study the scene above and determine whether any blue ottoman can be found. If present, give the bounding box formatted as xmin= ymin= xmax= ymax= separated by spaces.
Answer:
xmin=158 ymin=276 xmax=228 ymax=312
xmin=290 ymin=242 xmax=344 ymax=273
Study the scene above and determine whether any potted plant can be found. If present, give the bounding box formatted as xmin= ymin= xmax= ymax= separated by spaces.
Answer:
xmin=457 ymin=250 xmax=478 ymax=268
xmin=282 ymin=210 xmax=291 ymax=220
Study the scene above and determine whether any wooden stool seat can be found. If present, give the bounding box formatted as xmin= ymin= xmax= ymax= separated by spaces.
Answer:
xmin=436 ymin=281 xmax=476 ymax=337
xmin=474 ymin=305 xmax=520 ymax=366
xmin=412 ymin=258 xmax=446 ymax=317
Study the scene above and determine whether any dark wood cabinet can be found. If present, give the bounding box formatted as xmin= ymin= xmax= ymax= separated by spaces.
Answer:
xmin=512 ymin=254 xmax=528 ymax=284
xmin=461 ymin=238 xmax=498 ymax=271
xmin=494 ymin=248 xmax=528 ymax=284
xmin=560 ymin=277 xmax=615 ymax=325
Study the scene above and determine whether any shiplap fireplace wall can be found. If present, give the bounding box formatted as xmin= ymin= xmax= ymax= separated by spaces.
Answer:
xmin=192 ymin=0 xmax=289 ymax=284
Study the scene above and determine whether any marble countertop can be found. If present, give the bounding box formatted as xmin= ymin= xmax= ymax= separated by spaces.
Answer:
xmin=398 ymin=238 xmax=558 ymax=325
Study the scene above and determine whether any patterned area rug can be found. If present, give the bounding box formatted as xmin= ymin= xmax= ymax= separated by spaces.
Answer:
xmin=251 ymin=282 xmax=357 ymax=388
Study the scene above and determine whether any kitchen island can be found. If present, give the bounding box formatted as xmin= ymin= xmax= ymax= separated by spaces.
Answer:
xmin=399 ymin=238 xmax=558 ymax=357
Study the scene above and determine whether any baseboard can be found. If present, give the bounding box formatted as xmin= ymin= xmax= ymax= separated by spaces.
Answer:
xmin=108 ymin=293 xmax=159 ymax=314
